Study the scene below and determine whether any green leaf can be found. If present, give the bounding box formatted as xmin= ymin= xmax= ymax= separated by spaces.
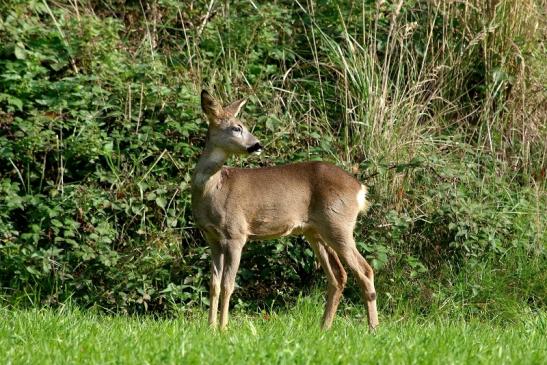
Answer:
xmin=51 ymin=219 xmax=63 ymax=228
xmin=8 ymin=96 xmax=23 ymax=110
xmin=0 ymin=93 xmax=23 ymax=111
xmin=155 ymin=197 xmax=166 ymax=209
xmin=14 ymin=45 xmax=26 ymax=60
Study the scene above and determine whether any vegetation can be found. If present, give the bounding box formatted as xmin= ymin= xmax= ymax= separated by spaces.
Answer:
xmin=0 ymin=0 xmax=545 ymax=327
xmin=1 ymin=301 xmax=546 ymax=365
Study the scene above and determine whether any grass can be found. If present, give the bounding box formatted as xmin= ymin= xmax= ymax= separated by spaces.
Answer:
xmin=1 ymin=297 xmax=545 ymax=365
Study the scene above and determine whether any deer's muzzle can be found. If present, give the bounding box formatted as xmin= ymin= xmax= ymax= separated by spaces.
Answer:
xmin=247 ymin=142 xmax=263 ymax=154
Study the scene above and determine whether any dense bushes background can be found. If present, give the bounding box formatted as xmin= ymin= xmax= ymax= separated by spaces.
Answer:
xmin=0 ymin=0 xmax=545 ymax=319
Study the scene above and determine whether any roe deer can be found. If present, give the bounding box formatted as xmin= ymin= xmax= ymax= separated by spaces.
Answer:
xmin=191 ymin=90 xmax=378 ymax=330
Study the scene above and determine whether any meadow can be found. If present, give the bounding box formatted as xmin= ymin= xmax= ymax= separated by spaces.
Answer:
xmin=2 ymin=298 xmax=546 ymax=365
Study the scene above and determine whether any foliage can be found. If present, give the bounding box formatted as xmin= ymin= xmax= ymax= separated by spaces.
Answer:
xmin=0 ymin=0 xmax=545 ymax=317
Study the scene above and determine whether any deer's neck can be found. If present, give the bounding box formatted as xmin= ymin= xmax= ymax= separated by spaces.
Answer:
xmin=192 ymin=147 xmax=228 ymax=193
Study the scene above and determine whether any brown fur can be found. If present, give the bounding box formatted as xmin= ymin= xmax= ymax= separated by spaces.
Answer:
xmin=192 ymin=91 xmax=379 ymax=330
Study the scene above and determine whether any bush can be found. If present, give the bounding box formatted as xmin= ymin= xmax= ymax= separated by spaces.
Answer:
xmin=0 ymin=1 xmax=544 ymax=319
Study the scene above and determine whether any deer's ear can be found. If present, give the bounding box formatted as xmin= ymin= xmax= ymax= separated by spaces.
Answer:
xmin=201 ymin=90 xmax=222 ymax=122
xmin=223 ymin=98 xmax=247 ymax=118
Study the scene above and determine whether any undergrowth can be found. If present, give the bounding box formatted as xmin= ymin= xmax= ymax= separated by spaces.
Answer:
xmin=0 ymin=1 xmax=545 ymax=319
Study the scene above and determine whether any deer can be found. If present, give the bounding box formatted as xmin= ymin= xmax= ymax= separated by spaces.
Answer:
xmin=191 ymin=90 xmax=378 ymax=331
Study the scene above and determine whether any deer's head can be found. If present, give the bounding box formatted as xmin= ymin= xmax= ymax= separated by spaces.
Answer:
xmin=201 ymin=90 xmax=262 ymax=156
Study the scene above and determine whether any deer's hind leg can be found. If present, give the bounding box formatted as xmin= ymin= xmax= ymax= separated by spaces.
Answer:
xmin=319 ymin=226 xmax=379 ymax=330
xmin=352 ymin=246 xmax=378 ymax=329
xmin=306 ymin=233 xmax=347 ymax=330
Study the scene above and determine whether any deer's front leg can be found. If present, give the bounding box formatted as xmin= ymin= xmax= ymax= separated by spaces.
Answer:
xmin=209 ymin=242 xmax=224 ymax=327
xmin=219 ymin=239 xmax=244 ymax=330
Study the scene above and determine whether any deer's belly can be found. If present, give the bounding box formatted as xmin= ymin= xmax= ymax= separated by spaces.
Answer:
xmin=248 ymin=217 xmax=307 ymax=240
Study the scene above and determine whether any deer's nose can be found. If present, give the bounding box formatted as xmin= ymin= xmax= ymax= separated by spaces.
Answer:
xmin=247 ymin=142 xmax=263 ymax=154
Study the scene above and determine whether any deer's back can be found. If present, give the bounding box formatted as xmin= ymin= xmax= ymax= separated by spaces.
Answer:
xmin=219 ymin=161 xmax=363 ymax=239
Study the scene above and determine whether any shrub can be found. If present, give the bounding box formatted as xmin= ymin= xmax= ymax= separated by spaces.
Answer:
xmin=0 ymin=1 xmax=544 ymax=319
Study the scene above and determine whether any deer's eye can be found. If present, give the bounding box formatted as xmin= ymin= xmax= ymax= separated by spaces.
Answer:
xmin=231 ymin=125 xmax=242 ymax=133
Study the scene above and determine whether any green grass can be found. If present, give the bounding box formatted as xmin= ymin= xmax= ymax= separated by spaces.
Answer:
xmin=1 ymin=298 xmax=545 ymax=365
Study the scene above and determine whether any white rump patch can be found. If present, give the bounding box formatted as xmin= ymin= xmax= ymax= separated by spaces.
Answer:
xmin=357 ymin=184 xmax=370 ymax=213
